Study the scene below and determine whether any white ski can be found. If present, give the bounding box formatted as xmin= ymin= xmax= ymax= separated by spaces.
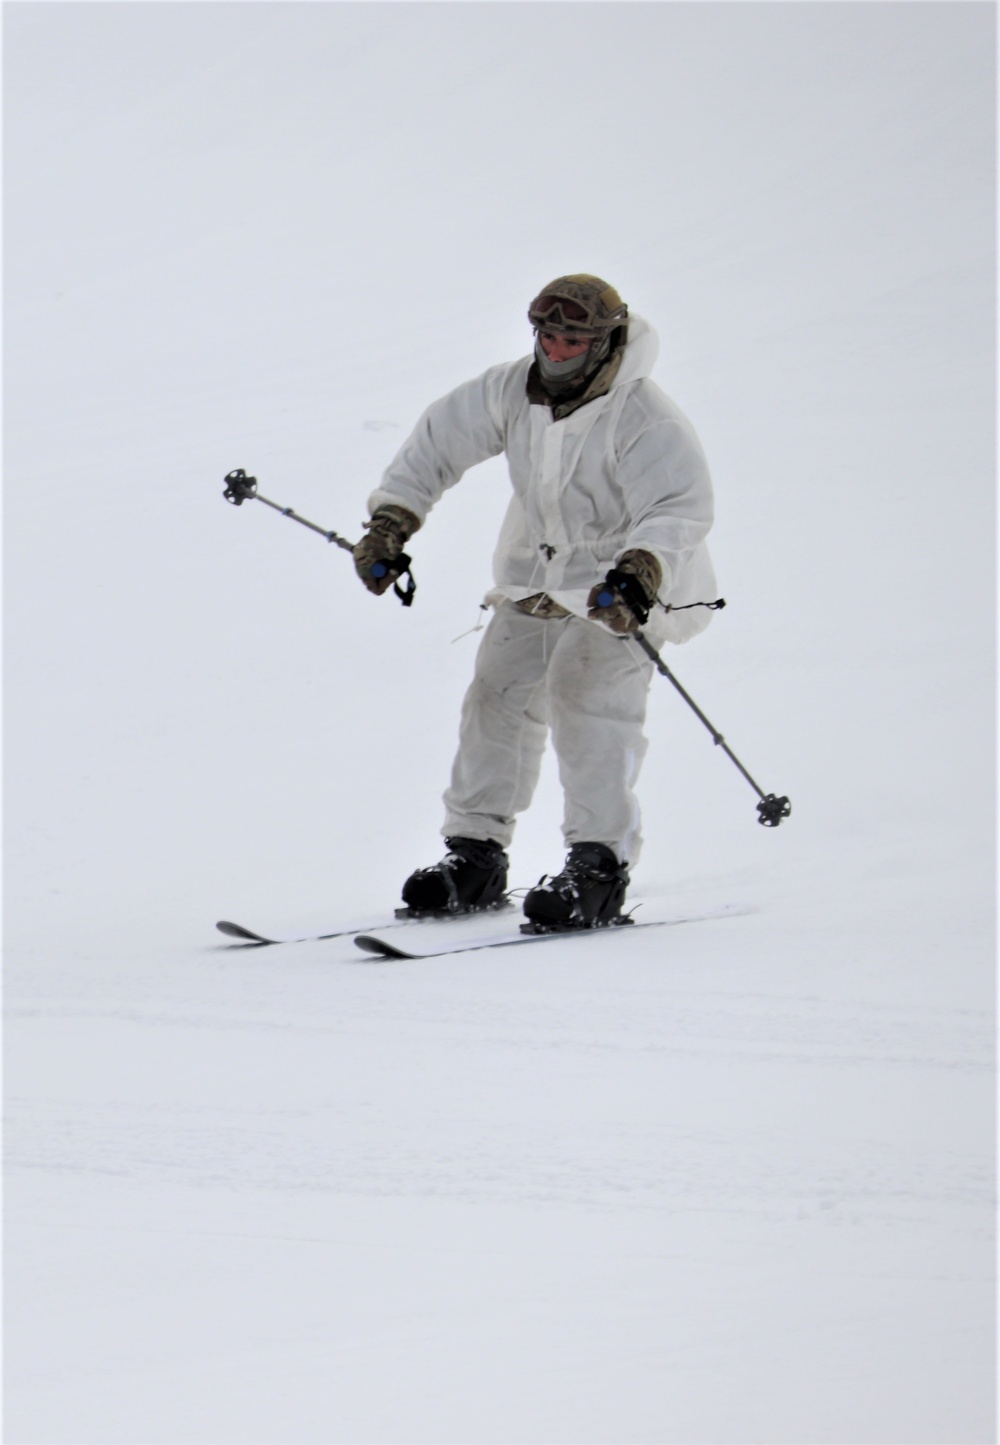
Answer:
xmin=354 ymin=903 xmax=749 ymax=959
xmin=215 ymin=902 xmax=516 ymax=946
xmin=216 ymin=917 xmax=402 ymax=945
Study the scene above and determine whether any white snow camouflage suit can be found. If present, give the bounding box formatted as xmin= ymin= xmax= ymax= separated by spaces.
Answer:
xmin=368 ymin=315 xmax=716 ymax=864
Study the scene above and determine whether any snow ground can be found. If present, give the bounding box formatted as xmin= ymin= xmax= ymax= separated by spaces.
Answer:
xmin=4 ymin=4 xmax=995 ymax=1442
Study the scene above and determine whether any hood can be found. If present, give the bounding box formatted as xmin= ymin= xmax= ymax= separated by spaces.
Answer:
xmin=612 ymin=314 xmax=659 ymax=389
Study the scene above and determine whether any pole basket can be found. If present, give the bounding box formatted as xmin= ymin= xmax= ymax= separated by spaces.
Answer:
xmin=223 ymin=469 xmax=258 ymax=505
xmin=757 ymin=794 xmax=792 ymax=827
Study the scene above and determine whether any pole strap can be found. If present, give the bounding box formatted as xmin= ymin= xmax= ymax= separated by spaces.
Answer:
xmin=665 ymin=598 xmax=726 ymax=613
xmin=372 ymin=554 xmax=417 ymax=607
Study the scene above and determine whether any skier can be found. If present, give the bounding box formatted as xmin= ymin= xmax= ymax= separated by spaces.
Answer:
xmin=353 ymin=275 xmax=717 ymax=929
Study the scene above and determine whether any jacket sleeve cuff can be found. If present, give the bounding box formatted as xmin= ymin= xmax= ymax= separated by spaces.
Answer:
xmin=366 ymin=492 xmax=425 ymax=531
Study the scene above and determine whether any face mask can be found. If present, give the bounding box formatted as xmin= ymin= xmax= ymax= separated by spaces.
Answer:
xmin=534 ymin=336 xmax=598 ymax=381
xmin=534 ymin=337 xmax=594 ymax=385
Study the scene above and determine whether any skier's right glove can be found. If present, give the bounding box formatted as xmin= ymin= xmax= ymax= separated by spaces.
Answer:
xmin=353 ymin=505 xmax=420 ymax=596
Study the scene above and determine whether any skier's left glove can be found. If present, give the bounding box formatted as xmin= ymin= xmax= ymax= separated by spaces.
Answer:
xmin=587 ymin=549 xmax=663 ymax=634
xmin=353 ymin=505 xmax=420 ymax=596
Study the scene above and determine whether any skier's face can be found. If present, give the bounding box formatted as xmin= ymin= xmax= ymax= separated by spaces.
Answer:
xmin=537 ymin=330 xmax=592 ymax=363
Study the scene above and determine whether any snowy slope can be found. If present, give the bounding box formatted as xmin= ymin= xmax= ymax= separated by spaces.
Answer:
xmin=4 ymin=5 xmax=994 ymax=1442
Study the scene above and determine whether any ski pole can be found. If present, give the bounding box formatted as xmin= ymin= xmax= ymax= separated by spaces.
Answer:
xmin=221 ymin=469 xmax=416 ymax=606
xmin=594 ymin=578 xmax=791 ymax=827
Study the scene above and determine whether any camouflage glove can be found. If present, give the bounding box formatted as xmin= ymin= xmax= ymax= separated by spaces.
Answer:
xmin=352 ymin=505 xmax=420 ymax=596
xmin=587 ymin=549 xmax=663 ymax=635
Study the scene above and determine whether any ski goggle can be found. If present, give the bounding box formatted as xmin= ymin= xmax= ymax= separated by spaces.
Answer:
xmin=528 ymin=289 xmax=628 ymax=334
xmin=528 ymin=294 xmax=599 ymax=334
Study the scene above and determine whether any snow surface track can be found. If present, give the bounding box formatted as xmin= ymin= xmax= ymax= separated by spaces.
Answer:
xmin=5 ymin=5 xmax=994 ymax=1442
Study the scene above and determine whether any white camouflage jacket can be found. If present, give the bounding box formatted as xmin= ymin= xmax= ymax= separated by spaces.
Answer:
xmin=368 ymin=315 xmax=717 ymax=645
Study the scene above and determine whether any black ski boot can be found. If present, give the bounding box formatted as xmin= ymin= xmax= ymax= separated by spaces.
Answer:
xmin=400 ymin=836 xmax=509 ymax=916
xmin=522 ymin=843 xmax=630 ymax=931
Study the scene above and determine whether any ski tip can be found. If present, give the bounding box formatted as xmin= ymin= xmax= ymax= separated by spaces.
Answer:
xmin=354 ymin=933 xmax=412 ymax=960
xmin=216 ymin=920 xmax=273 ymax=944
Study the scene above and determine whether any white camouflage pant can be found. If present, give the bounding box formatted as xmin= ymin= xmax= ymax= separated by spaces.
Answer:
xmin=442 ymin=604 xmax=654 ymax=863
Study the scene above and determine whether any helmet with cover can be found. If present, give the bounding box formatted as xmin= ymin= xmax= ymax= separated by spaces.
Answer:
xmin=528 ymin=274 xmax=629 ymax=391
xmin=527 ymin=274 xmax=628 ymax=338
